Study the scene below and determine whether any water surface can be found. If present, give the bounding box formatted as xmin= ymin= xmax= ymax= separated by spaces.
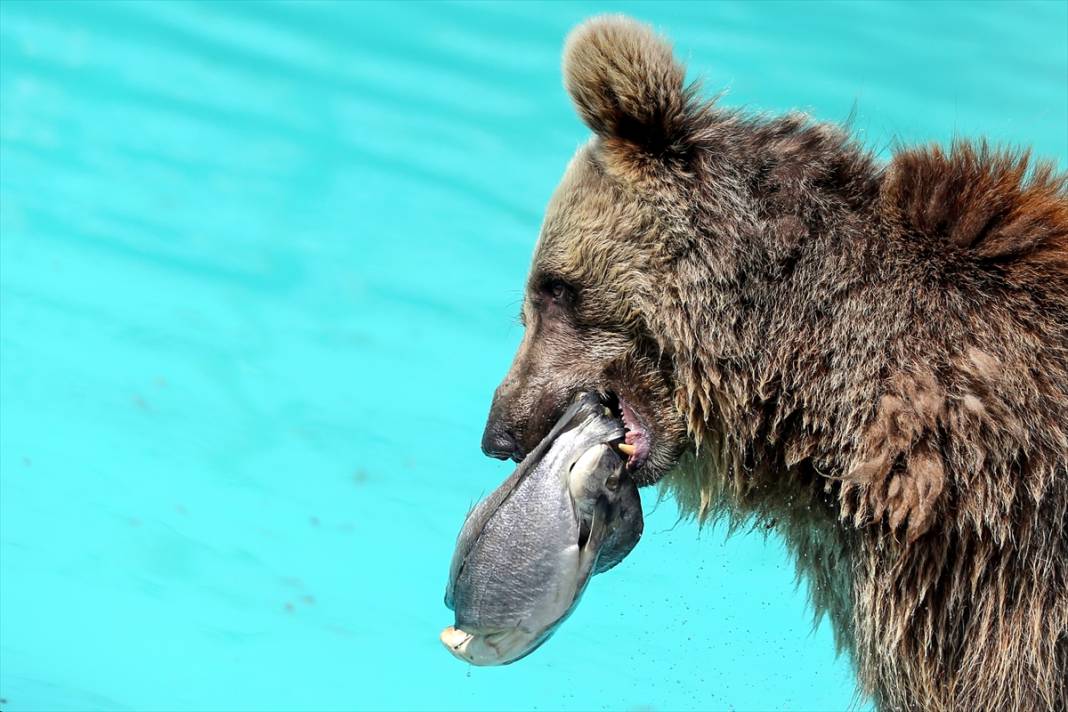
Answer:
xmin=1 ymin=2 xmax=1065 ymax=710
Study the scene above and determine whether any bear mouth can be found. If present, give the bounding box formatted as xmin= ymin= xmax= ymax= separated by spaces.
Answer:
xmin=602 ymin=392 xmax=652 ymax=472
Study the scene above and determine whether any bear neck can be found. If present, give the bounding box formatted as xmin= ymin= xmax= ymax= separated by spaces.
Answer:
xmin=646 ymin=112 xmax=884 ymax=496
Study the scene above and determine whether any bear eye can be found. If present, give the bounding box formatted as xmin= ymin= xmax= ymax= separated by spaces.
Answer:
xmin=541 ymin=277 xmax=575 ymax=306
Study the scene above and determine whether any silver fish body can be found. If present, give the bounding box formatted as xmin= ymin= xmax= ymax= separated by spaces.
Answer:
xmin=442 ymin=393 xmax=643 ymax=665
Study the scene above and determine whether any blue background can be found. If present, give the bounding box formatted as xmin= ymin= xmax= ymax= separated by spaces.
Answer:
xmin=1 ymin=2 xmax=1065 ymax=710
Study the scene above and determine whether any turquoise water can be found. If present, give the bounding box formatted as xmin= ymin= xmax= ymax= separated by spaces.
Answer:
xmin=1 ymin=1 xmax=1065 ymax=710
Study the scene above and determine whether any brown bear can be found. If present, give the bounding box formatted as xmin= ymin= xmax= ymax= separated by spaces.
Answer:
xmin=479 ymin=15 xmax=1068 ymax=712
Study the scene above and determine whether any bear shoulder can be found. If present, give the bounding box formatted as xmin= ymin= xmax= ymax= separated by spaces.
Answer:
xmin=879 ymin=141 xmax=1068 ymax=277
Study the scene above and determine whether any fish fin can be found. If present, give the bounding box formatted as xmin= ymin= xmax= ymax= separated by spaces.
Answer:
xmin=576 ymin=496 xmax=609 ymax=592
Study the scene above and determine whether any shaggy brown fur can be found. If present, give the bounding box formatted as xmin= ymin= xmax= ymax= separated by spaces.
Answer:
xmin=481 ymin=16 xmax=1068 ymax=711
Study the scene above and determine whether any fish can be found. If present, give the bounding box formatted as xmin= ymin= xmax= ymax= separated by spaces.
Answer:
xmin=441 ymin=392 xmax=643 ymax=665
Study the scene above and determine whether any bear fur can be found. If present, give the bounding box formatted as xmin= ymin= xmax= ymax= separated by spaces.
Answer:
xmin=480 ymin=16 xmax=1067 ymax=711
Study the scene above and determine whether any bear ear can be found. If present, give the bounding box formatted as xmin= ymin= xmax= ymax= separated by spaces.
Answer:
xmin=563 ymin=15 xmax=696 ymax=153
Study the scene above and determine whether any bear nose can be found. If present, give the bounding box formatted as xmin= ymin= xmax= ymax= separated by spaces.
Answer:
xmin=481 ymin=425 xmax=519 ymax=461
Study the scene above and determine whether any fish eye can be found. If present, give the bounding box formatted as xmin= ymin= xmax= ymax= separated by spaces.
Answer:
xmin=605 ymin=473 xmax=620 ymax=491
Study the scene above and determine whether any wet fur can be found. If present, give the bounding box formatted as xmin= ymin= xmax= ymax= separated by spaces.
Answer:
xmin=486 ymin=16 xmax=1067 ymax=711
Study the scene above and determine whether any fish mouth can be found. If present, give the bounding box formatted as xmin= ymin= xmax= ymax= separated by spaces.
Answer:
xmin=439 ymin=626 xmax=478 ymax=662
xmin=439 ymin=625 xmax=549 ymax=667
xmin=601 ymin=391 xmax=652 ymax=472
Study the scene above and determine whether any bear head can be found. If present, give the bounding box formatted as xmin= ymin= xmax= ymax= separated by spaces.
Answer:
xmin=481 ymin=16 xmax=713 ymax=485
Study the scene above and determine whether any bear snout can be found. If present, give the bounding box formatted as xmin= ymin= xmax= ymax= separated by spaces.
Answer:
xmin=480 ymin=415 xmax=520 ymax=461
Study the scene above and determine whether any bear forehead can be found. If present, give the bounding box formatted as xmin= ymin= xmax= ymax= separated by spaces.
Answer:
xmin=532 ymin=143 xmax=653 ymax=285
